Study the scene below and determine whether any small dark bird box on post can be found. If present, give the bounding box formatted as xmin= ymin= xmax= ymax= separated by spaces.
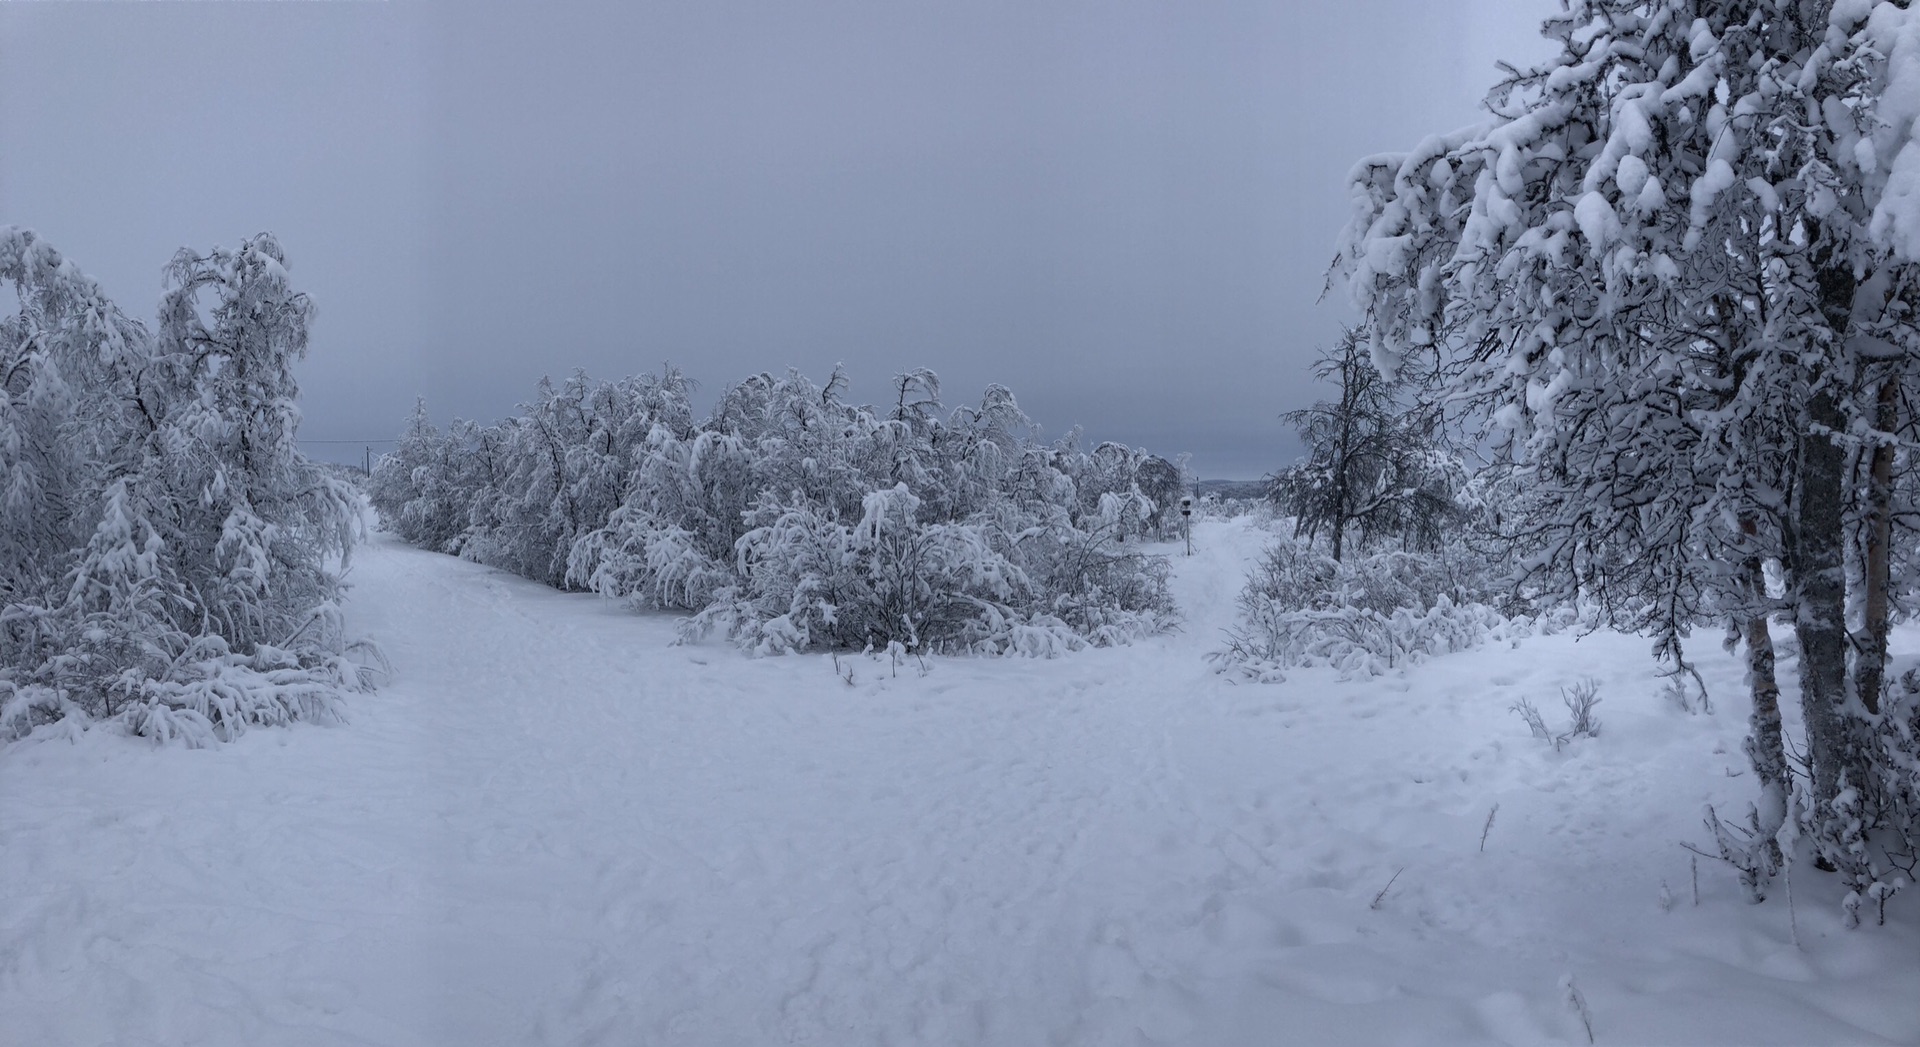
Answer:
xmin=1180 ymin=496 xmax=1193 ymax=556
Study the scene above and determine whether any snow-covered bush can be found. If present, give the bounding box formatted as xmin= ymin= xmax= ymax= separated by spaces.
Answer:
xmin=688 ymin=485 xmax=1032 ymax=654
xmin=0 ymin=229 xmax=372 ymax=746
xmin=1216 ymin=538 xmax=1532 ymax=680
xmin=1189 ymin=491 xmax=1266 ymax=522
xmin=1009 ymin=504 xmax=1173 ymax=646
xmin=378 ymin=368 xmax=1177 ymax=655
xmin=1511 ymin=680 xmax=1602 ymax=752
xmin=368 ymin=399 xmax=470 ymax=553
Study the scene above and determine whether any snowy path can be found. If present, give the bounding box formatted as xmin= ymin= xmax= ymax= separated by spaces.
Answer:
xmin=5 ymin=518 xmax=1919 ymax=1045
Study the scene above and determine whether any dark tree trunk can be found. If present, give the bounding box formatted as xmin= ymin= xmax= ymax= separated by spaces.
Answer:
xmin=1793 ymin=389 xmax=1851 ymax=816
xmin=1857 ymin=377 xmax=1898 ymax=718
xmin=1796 ymin=242 xmax=1879 ymax=895
xmin=1331 ymin=360 xmax=1355 ymax=564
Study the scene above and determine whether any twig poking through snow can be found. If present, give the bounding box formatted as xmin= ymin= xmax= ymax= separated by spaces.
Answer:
xmin=1561 ymin=678 xmax=1602 ymax=740
xmin=1480 ymin=803 xmax=1499 ymax=852
xmin=1659 ymin=656 xmax=1712 ymax=715
xmin=1510 ymin=696 xmax=1555 ymax=746
xmin=1511 ymin=680 xmax=1602 ymax=750
xmin=1560 ymin=973 xmax=1595 ymax=1044
xmin=1371 ymin=866 xmax=1405 ymax=910
xmin=1691 ymin=855 xmax=1699 ymax=907
xmin=1785 ymin=852 xmax=1801 ymax=949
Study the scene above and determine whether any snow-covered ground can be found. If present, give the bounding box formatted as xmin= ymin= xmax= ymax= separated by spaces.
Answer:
xmin=5 ymin=517 xmax=1919 ymax=1046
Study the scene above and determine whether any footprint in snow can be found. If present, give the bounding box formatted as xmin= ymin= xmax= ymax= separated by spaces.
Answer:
xmin=1085 ymin=925 xmax=1143 ymax=999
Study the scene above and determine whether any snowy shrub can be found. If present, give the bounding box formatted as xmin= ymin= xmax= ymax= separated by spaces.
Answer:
xmin=1005 ymin=500 xmax=1174 ymax=645
xmin=1203 ymin=488 xmax=1279 ymax=522
xmin=565 ymin=505 xmax=732 ymax=612
xmin=1509 ymin=680 xmax=1601 ymax=752
xmin=375 ymin=368 xmax=702 ymax=589
xmin=1510 ymin=696 xmax=1554 ymax=746
xmin=1561 ymin=679 xmax=1602 ymax=741
xmin=1214 ymin=538 xmax=1529 ymax=680
xmin=369 ymin=400 xmax=471 ymax=553
xmin=689 ymin=486 xmax=1034 ymax=654
xmin=0 ymin=229 xmax=374 ymax=745
xmin=379 ymin=367 xmax=1177 ymax=656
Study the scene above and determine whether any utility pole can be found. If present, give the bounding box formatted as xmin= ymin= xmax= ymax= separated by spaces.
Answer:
xmin=364 ymin=445 xmax=372 ymax=478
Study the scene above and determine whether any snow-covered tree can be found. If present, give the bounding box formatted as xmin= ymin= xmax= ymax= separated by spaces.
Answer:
xmin=1340 ymin=0 xmax=1920 ymax=917
xmin=144 ymin=236 xmax=361 ymax=648
xmin=382 ymin=366 xmax=1178 ymax=656
xmin=1 ymin=230 xmax=371 ymax=745
xmin=1135 ymin=454 xmax=1190 ymax=539
xmin=0 ymin=229 xmax=147 ymax=612
xmin=1273 ymin=328 xmax=1460 ymax=560
xmin=1218 ymin=537 xmax=1529 ymax=681
xmin=369 ymin=399 xmax=470 ymax=552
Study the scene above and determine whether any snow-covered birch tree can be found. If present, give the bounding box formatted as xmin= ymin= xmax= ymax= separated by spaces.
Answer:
xmin=1274 ymin=327 xmax=1459 ymax=560
xmin=1341 ymin=0 xmax=1920 ymax=918
xmin=1 ymin=230 xmax=371 ymax=745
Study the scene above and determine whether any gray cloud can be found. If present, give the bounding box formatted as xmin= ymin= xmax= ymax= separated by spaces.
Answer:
xmin=2 ymin=0 xmax=1557 ymax=479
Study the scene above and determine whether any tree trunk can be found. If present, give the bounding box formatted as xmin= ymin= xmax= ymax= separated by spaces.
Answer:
xmin=1745 ymin=615 xmax=1789 ymax=835
xmin=1797 ymin=244 xmax=1877 ymax=892
xmin=1856 ymin=376 xmax=1898 ymax=718
xmin=1793 ymin=389 xmax=1851 ymax=818
xmin=1741 ymin=522 xmax=1789 ymax=871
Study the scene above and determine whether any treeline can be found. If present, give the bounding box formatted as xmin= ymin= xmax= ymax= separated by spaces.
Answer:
xmin=370 ymin=368 xmax=1183 ymax=655
xmin=0 ymin=230 xmax=368 ymax=745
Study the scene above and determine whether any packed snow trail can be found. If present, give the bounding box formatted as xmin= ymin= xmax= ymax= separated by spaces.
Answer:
xmin=5 ymin=518 xmax=1919 ymax=1045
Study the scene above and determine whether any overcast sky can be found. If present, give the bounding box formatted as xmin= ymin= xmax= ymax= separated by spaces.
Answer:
xmin=1 ymin=0 xmax=1556 ymax=478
